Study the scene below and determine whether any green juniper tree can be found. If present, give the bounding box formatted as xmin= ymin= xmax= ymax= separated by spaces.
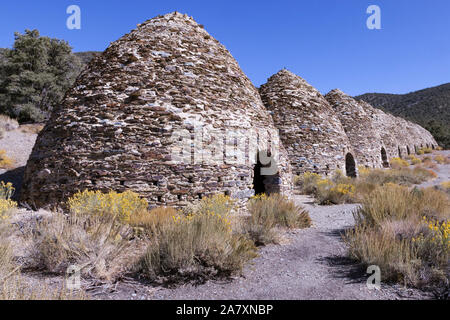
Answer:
xmin=0 ymin=29 xmax=82 ymax=122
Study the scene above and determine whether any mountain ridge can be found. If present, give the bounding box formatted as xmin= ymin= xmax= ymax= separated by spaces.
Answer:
xmin=356 ymin=83 xmax=450 ymax=149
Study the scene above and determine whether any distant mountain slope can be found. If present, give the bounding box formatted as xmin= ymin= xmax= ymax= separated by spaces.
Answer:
xmin=356 ymin=83 xmax=450 ymax=149
xmin=74 ymin=51 xmax=101 ymax=65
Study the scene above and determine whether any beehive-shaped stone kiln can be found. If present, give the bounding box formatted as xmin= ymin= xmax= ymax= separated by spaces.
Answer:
xmin=21 ymin=12 xmax=293 ymax=208
xmin=260 ymin=70 xmax=356 ymax=177
xmin=325 ymin=90 xmax=385 ymax=169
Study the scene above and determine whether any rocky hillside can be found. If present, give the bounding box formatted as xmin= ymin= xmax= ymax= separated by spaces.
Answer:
xmin=356 ymin=83 xmax=450 ymax=149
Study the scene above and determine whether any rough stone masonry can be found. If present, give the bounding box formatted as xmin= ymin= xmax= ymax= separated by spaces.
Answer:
xmin=20 ymin=12 xmax=438 ymax=209
xmin=20 ymin=12 xmax=293 ymax=209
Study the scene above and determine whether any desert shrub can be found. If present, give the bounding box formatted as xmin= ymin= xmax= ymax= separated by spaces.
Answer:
xmin=345 ymin=184 xmax=449 ymax=290
xmin=137 ymin=210 xmax=257 ymax=283
xmin=296 ymin=172 xmax=322 ymax=194
xmin=31 ymin=210 xmax=138 ymax=281
xmin=434 ymin=155 xmax=450 ymax=165
xmin=354 ymin=184 xmax=449 ymax=226
xmin=0 ymin=199 xmax=17 ymax=220
xmin=244 ymin=194 xmax=311 ymax=245
xmin=297 ymin=171 xmax=356 ymax=205
xmin=357 ymin=166 xmax=371 ymax=177
xmin=0 ymin=182 xmax=17 ymax=220
xmin=408 ymin=155 xmax=422 ymax=165
xmin=128 ymin=206 xmax=177 ymax=238
xmin=345 ymin=225 xmax=420 ymax=284
xmin=196 ymin=194 xmax=236 ymax=217
xmin=0 ymin=181 xmax=15 ymax=200
xmin=417 ymin=149 xmax=425 ymax=155
xmin=390 ymin=157 xmax=410 ymax=169
xmin=413 ymin=218 xmax=449 ymax=270
xmin=441 ymin=181 xmax=450 ymax=191
xmin=423 ymin=147 xmax=433 ymax=154
xmin=316 ymin=181 xmax=356 ymax=205
xmin=0 ymin=210 xmax=86 ymax=300
xmin=361 ymin=167 xmax=434 ymax=187
xmin=68 ymin=190 xmax=148 ymax=223
xmin=0 ymin=150 xmax=14 ymax=169
xmin=0 ymin=115 xmax=19 ymax=132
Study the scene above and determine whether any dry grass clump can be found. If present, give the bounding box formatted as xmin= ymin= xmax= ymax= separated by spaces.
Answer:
xmin=32 ymin=190 xmax=149 ymax=281
xmin=137 ymin=202 xmax=257 ymax=283
xmin=128 ymin=206 xmax=177 ymax=238
xmin=0 ymin=150 xmax=14 ymax=169
xmin=0 ymin=199 xmax=86 ymax=300
xmin=344 ymin=184 xmax=449 ymax=291
xmin=244 ymin=193 xmax=311 ymax=245
xmin=31 ymin=209 xmax=137 ymax=281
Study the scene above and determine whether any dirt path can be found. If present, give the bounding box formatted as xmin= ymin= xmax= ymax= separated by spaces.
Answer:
xmin=417 ymin=150 xmax=450 ymax=189
xmin=118 ymin=197 xmax=426 ymax=300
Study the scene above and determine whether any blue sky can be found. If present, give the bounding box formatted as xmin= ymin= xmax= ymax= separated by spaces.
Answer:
xmin=0 ymin=0 xmax=448 ymax=96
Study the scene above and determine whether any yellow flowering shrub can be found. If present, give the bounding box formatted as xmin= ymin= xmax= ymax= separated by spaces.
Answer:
xmin=390 ymin=157 xmax=410 ymax=169
xmin=0 ymin=181 xmax=15 ymax=200
xmin=407 ymin=155 xmax=422 ymax=165
xmin=434 ymin=155 xmax=449 ymax=165
xmin=68 ymin=189 xmax=148 ymax=223
xmin=0 ymin=182 xmax=17 ymax=219
xmin=0 ymin=150 xmax=14 ymax=169
xmin=296 ymin=172 xmax=322 ymax=194
xmin=357 ymin=166 xmax=371 ymax=177
xmin=196 ymin=194 xmax=236 ymax=217
xmin=441 ymin=181 xmax=450 ymax=190
xmin=331 ymin=183 xmax=355 ymax=195
xmin=417 ymin=149 xmax=425 ymax=155
xmin=0 ymin=199 xmax=17 ymax=220
xmin=413 ymin=217 xmax=449 ymax=273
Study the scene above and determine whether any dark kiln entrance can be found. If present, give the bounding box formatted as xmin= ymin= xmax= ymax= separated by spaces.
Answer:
xmin=381 ymin=147 xmax=389 ymax=168
xmin=345 ymin=153 xmax=357 ymax=178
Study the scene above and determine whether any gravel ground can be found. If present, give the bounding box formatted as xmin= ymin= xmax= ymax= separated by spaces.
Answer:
xmin=0 ymin=126 xmax=38 ymax=200
xmin=417 ymin=150 xmax=450 ymax=189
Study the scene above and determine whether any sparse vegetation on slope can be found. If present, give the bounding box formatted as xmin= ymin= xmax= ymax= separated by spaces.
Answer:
xmin=357 ymin=83 xmax=450 ymax=149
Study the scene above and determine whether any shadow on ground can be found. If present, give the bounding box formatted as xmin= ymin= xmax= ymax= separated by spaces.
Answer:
xmin=317 ymin=227 xmax=368 ymax=285
xmin=0 ymin=166 xmax=25 ymax=201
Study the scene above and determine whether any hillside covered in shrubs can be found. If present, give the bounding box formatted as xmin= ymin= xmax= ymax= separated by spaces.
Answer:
xmin=357 ymin=84 xmax=450 ymax=149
